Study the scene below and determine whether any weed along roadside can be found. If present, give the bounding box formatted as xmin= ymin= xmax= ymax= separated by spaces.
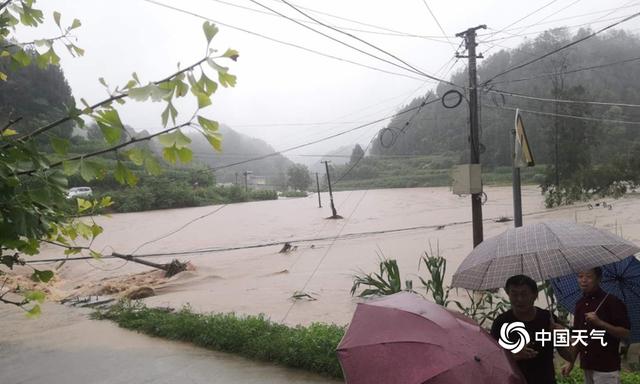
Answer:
xmin=93 ymin=302 xmax=346 ymax=379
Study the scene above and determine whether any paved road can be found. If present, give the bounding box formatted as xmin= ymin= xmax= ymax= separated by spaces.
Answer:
xmin=0 ymin=303 xmax=340 ymax=384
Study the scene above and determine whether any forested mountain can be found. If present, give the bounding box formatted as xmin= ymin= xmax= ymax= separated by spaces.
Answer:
xmin=0 ymin=47 xmax=74 ymax=142
xmin=371 ymin=28 xmax=640 ymax=171
xmin=183 ymin=124 xmax=293 ymax=186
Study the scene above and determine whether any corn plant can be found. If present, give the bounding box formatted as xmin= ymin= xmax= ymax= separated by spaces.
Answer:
xmin=350 ymin=258 xmax=403 ymax=297
xmin=418 ymin=242 xmax=451 ymax=307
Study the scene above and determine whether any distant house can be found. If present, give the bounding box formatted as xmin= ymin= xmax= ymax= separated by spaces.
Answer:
xmin=248 ymin=175 xmax=275 ymax=191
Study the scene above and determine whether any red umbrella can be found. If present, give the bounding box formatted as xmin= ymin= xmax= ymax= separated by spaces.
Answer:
xmin=337 ymin=292 xmax=525 ymax=384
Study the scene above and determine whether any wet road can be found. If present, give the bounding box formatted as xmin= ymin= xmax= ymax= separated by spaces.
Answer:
xmin=0 ymin=303 xmax=340 ymax=384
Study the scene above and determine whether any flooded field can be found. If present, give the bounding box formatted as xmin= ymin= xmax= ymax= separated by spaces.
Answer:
xmin=21 ymin=186 xmax=640 ymax=326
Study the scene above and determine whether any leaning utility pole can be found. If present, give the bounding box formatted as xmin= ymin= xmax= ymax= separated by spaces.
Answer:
xmin=316 ymin=172 xmax=322 ymax=208
xmin=321 ymin=160 xmax=338 ymax=218
xmin=456 ymin=25 xmax=486 ymax=247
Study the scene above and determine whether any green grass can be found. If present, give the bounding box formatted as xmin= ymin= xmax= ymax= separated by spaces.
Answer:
xmin=94 ymin=302 xmax=345 ymax=378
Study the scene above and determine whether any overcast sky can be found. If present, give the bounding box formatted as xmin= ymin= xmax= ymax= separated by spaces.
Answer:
xmin=15 ymin=0 xmax=640 ymax=164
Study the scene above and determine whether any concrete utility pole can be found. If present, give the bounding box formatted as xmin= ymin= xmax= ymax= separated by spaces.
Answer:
xmin=316 ymin=172 xmax=322 ymax=208
xmin=243 ymin=170 xmax=252 ymax=193
xmin=456 ymin=25 xmax=486 ymax=247
xmin=321 ymin=160 xmax=338 ymax=218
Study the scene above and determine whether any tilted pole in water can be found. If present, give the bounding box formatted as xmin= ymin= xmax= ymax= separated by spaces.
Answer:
xmin=321 ymin=160 xmax=338 ymax=217
xmin=316 ymin=172 xmax=322 ymax=208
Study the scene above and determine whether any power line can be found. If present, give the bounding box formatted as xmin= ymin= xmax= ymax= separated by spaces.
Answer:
xmin=485 ymin=104 xmax=640 ymax=125
xmin=480 ymin=12 xmax=639 ymax=44
xmin=419 ymin=0 xmax=456 ymax=48
xmin=244 ymin=0 xmax=428 ymax=79
xmin=256 ymin=0 xmax=457 ymax=86
xmin=141 ymin=0 xmax=426 ymax=82
xmin=486 ymin=55 xmax=640 ymax=85
xmin=477 ymin=2 xmax=640 ymax=37
xmin=201 ymin=98 xmax=443 ymax=173
xmin=480 ymin=0 xmax=583 ymax=55
xmin=487 ymin=88 xmax=640 ymax=108
xmin=480 ymin=0 xmax=560 ymax=44
xmin=264 ymin=0 xmax=454 ymax=40
xmin=482 ymin=11 xmax=640 ymax=86
xmin=208 ymin=0 xmax=453 ymax=43
xmin=130 ymin=205 xmax=227 ymax=255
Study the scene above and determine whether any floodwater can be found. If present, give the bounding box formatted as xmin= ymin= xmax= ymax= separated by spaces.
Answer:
xmin=0 ymin=303 xmax=340 ymax=384
xmin=26 ymin=185 xmax=640 ymax=325
xmin=4 ymin=186 xmax=640 ymax=382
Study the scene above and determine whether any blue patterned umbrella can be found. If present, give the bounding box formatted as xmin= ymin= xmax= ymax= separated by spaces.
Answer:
xmin=550 ymin=256 xmax=640 ymax=343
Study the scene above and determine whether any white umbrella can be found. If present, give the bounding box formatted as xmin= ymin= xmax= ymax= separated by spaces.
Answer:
xmin=451 ymin=221 xmax=640 ymax=290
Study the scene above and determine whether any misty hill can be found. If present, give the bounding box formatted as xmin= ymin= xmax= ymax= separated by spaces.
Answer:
xmin=370 ymin=28 xmax=640 ymax=170
xmin=185 ymin=124 xmax=293 ymax=185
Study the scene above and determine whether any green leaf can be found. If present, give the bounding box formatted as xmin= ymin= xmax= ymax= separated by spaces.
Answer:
xmin=202 ymin=21 xmax=218 ymax=44
xmin=79 ymin=159 xmax=101 ymax=182
xmin=219 ymin=71 xmax=237 ymax=88
xmin=100 ymin=196 xmax=113 ymax=208
xmin=12 ymin=49 xmax=31 ymax=67
xmin=128 ymin=83 xmax=172 ymax=102
xmin=53 ymin=11 xmax=61 ymax=28
xmin=70 ymin=18 xmax=81 ymax=30
xmin=198 ymin=115 xmax=219 ymax=134
xmin=25 ymin=290 xmax=45 ymax=303
xmin=77 ymin=198 xmax=92 ymax=213
xmin=195 ymin=91 xmax=211 ymax=108
xmin=175 ymin=80 xmax=188 ymax=97
xmin=203 ymin=132 xmax=222 ymax=151
xmin=91 ymin=223 xmax=103 ymax=238
xmin=94 ymin=109 xmax=123 ymax=145
xmin=174 ymin=129 xmax=191 ymax=148
xmin=72 ymin=45 xmax=84 ymax=57
xmin=31 ymin=269 xmax=54 ymax=283
xmin=114 ymin=161 xmax=137 ymax=186
xmin=161 ymin=102 xmax=178 ymax=127
xmin=98 ymin=77 xmax=107 ymax=87
xmin=1 ymin=128 xmax=16 ymax=136
xmin=62 ymin=160 xmax=81 ymax=176
xmin=158 ymin=130 xmax=190 ymax=148
xmin=222 ymin=48 xmax=239 ymax=61
xmin=198 ymin=73 xmax=218 ymax=95
xmin=26 ymin=304 xmax=41 ymax=318
xmin=144 ymin=155 xmax=162 ymax=175
xmin=50 ymin=137 xmax=69 ymax=155
xmin=126 ymin=148 xmax=145 ymax=166
xmin=0 ymin=71 xmax=7 ymax=81
xmin=90 ymin=250 xmax=102 ymax=260
xmin=162 ymin=146 xmax=178 ymax=164
xmin=177 ymin=147 xmax=193 ymax=163
xmin=76 ymin=222 xmax=93 ymax=239
xmin=29 ymin=188 xmax=51 ymax=207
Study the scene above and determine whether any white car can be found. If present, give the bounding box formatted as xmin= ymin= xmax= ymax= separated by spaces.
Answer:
xmin=66 ymin=187 xmax=93 ymax=200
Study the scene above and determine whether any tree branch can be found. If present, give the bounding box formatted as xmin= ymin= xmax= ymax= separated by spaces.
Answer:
xmin=41 ymin=239 xmax=89 ymax=251
xmin=9 ymin=56 xmax=209 ymax=145
xmin=0 ymin=0 xmax=13 ymax=12
xmin=17 ymin=121 xmax=192 ymax=175
xmin=1 ymin=117 xmax=22 ymax=133
xmin=1 ymin=33 xmax=68 ymax=50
